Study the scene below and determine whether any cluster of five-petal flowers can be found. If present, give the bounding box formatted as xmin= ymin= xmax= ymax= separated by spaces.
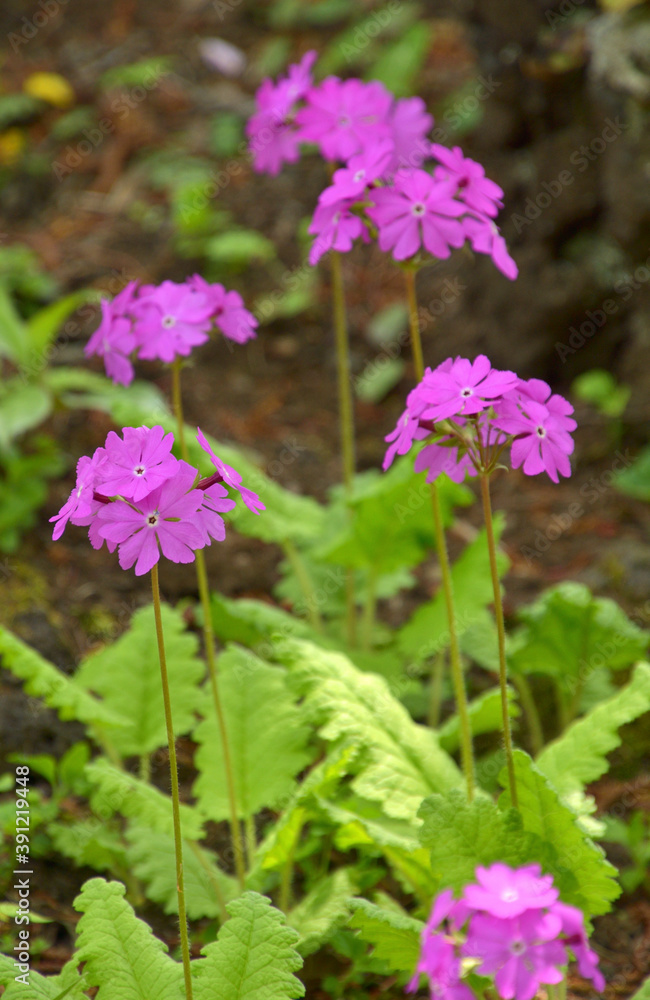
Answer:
xmin=410 ymin=864 xmax=604 ymax=1000
xmin=50 ymin=425 xmax=264 ymax=575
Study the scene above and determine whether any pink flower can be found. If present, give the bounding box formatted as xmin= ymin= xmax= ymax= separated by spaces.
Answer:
xmin=308 ymin=200 xmax=367 ymax=265
xmin=100 ymin=425 xmax=178 ymax=502
xmin=296 ymin=77 xmax=393 ymax=162
xmin=367 ymin=170 xmax=466 ymax=261
xmin=463 ymin=216 xmax=518 ymax=280
xmin=464 ymin=911 xmax=566 ymax=1000
xmin=387 ymin=96 xmax=433 ymax=172
xmin=550 ymin=902 xmax=605 ymax=992
xmin=196 ymin=428 xmax=265 ymax=515
xmin=131 ymin=280 xmax=213 ymax=363
xmin=463 ymin=863 xmax=559 ymax=919
xmin=84 ymin=298 xmax=137 ymax=387
xmin=188 ymin=275 xmax=258 ymax=344
xmin=432 ymin=145 xmax=504 ymax=218
xmin=97 ymin=461 xmax=206 ymax=576
xmin=246 ymin=52 xmax=316 ymax=175
xmin=319 ymin=140 xmax=393 ymax=206
xmin=414 ymin=441 xmax=476 ymax=484
xmin=493 ymin=383 xmax=576 ymax=483
xmin=49 ymin=449 xmax=107 ymax=540
xmin=194 ymin=483 xmax=236 ymax=545
xmin=420 ymin=356 xmax=518 ymax=422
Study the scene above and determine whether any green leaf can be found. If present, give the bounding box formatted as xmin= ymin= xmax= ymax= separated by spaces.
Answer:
xmin=126 ymin=825 xmax=237 ymax=920
xmin=616 ymin=446 xmax=650 ymax=500
xmin=211 ymin=593 xmax=315 ymax=649
xmin=419 ymin=789 xmax=527 ymax=887
xmin=0 ymin=282 xmax=27 ymax=365
xmin=194 ymin=646 xmax=312 ymax=821
xmin=49 ymin=818 xmax=128 ymax=872
xmin=367 ymin=22 xmax=432 ymax=97
xmin=192 ymin=892 xmax=305 ymax=1000
xmin=0 ymin=381 xmax=52 ymax=448
xmin=0 ymin=623 xmax=125 ymax=731
xmin=629 ymin=978 xmax=650 ymax=1000
xmin=26 ymin=289 xmax=99 ymax=357
xmin=355 ymin=358 xmax=406 ymax=404
xmin=535 ymin=663 xmax=650 ymax=829
xmin=0 ymin=954 xmax=86 ymax=998
xmin=288 ymin=869 xmax=355 ymax=956
xmin=509 ymin=582 xmax=648 ymax=694
xmin=348 ymin=898 xmax=423 ymax=973
xmin=99 ymin=57 xmax=174 ymax=91
xmin=274 ymin=638 xmax=462 ymax=821
xmin=499 ymin=750 xmax=620 ymax=916
xmin=204 ymin=230 xmax=277 ymax=268
xmin=74 ymin=878 xmax=183 ymax=999
xmin=85 ymin=758 xmax=205 ymax=840
xmin=398 ymin=521 xmax=509 ymax=664
xmin=43 ymin=366 xmax=166 ymax=421
xmin=438 ymin=686 xmax=519 ymax=754
xmin=316 ymin=458 xmax=471 ymax=575
xmin=76 ymin=603 xmax=204 ymax=757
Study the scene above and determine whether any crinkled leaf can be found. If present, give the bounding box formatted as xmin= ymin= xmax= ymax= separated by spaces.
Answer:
xmin=85 ymin=758 xmax=204 ymax=840
xmin=348 ymin=898 xmax=423 ymax=973
xmin=0 ymin=623 xmax=125 ymax=731
xmin=419 ymin=789 xmax=528 ymax=888
xmin=211 ymin=593 xmax=315 ymax=649
xmin=74 ymin=878 xmax=183 ymax=999
xmin=193 ymin=645 xmax=312 ymax=821
xmin=509 ymin=582 xmax=648 ymax=693
xmin=288 ymin=869 xmax=355 ymax=956
xmin=49 ymin=818 xmax=128 ymax=872
xmin=499 ymin=750 xmax=620 ymax=917
xmin=192 ymin=892 xmax=305 ymax=1000
xmin=316 ymin=458 xmax=471 ymax=574
xmin=398 ymin=521 xmax=509 ymax=664
xmin=76 ymin=603 xmax=204 ymax=757
xmin=439 ymin=686 xmax=519 ymax=754
xmin=273 ymin=638 xmax=461 ymax=822
xmin=0 ymin=953 xmax=86 ymax=998
xmin=126 ymin=825 xmax=237 ymax=920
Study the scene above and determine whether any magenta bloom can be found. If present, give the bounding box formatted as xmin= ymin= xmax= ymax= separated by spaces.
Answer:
xmin=49 ymin=449 xmax=107 ymax=540
xmin=420 ymin=356 xmax=518 ymax=422
xmin=296 ymin=77 xmax=393 ymax=162
xmin=188 ymin=275 xmax=258 ymax=344
xmin=319 ymin=140 xmax=393 ymax=206
xmin=387 ymin=96 xmax=433 ymax=172
xmin=99 ymin=425 xmax=178 ymax=502
xmin=493 ymin=382 xmax=577 ymax=483
xmin=463 ymin=863 xmax=559 ymax=919
xmin=463 ymin=216 xmax=518 ymax=280
xmin=194 ymin=483 xmax=236 ymax=545
xmin=432 ymin=145 xmax=504 ymax=218
xmin=414 ymin=441 xmax=476 ymax=484
xmin=464 ymin=911 xmax=566 ymax=1000
xmin=132 ymin=280 xmax=213 ymax=363
xmin=97 ymin=461 xmax=206 ymax=576
xmin=84 ymin=298 xmax=137 ymax=387
xmin=367 ymin=170 xmax=466 ymax=261
xmin=246 ymin=51 xmax=316 ymax=175
xmin=550 ymin=902 xmax=605 ymax=992
xmin=196 ymin=428 xmax=265 ymax=515
xmin=308 ymin=201 xmax=367 ymax=265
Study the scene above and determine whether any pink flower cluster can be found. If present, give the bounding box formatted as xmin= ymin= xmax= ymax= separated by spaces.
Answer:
xmin=50 ymin=425 xmax=264 ymax=575
xmin=409 ymin=863 xmax=604 ymax=1000
xmin=246 ymin=53 xmax=515 ymax=277
xmin=85 ymin=277 xmax=258 ymax=386
xmin=384 ymin=355 xmax=576 ymax=484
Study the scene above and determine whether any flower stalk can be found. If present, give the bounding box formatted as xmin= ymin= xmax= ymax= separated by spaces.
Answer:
xmin=151 ymin=562 xmax=194 ymax=1000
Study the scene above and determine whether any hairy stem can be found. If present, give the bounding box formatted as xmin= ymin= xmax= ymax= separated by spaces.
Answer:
xmin=404 ymin=268 xmax=424 ymax=378
xmin=282 ymin=539 xmax=323 ymax=633
xmin=479 ymin=473 xmax=518 ymax=808
xmin=151 ymin=563 xmax=194 ymax=1000
xmin=172 ymin=367 xmax=246 ymax=889
xmin=428 ymin=650 xmax=445 ymax=729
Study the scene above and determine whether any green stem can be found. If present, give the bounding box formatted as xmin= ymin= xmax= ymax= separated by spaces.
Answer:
xmin=404 ymin=268 xmax=424 ymax=379
xmin=405 ymin=279 xmax=474 ymax=799
xmin=361 ymin=569 xmax=377 ymax=652
xmin=282 ymin=539 xmax=323 ymax=633
xmin=430 ymin=484 xmax=475 ymax=800
xmin=245 ymin=814 xmax=256 ymax=870
xmin=479 ymin=473 xmax=517 ymax=808
xmin=138 ymin=752 xmax=151 ymax=784
xmin=511 ymin=674 xmax=544 ymax=757
xmin=330 ymin=249 xmax=357 ymax=647
xmin=171 ymin=368 xmax=246 ymax=890
xmin=151 ymin=563 xmax=193 ymax=1000
xmin=427 ymin=650 xmax=445 ymax=729
xmin=279 ymin=826 xmax=302 ymax=914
